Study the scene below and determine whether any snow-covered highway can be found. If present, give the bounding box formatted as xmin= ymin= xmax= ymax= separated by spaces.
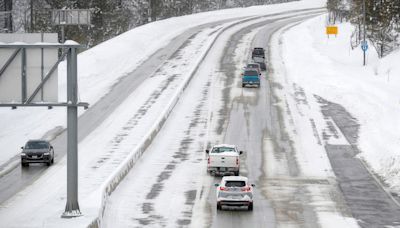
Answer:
xmin=2 ymin=0 xmax=400 ymax=227
xmin=0 ymin=2 xmax=327 ymax=227
xmin=101 ymin=10 xmax=355 ymax=228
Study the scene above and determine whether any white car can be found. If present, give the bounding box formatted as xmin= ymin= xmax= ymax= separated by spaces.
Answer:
xmin=215 ymin=176 xmax=255 ymax=211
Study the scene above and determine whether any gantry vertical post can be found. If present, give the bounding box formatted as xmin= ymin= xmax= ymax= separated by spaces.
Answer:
xmin=62 ymin=46 xmax=81 ymax=217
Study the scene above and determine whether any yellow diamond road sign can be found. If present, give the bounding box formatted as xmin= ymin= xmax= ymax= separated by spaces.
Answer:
xmin=326 ymin=26 xmax=338 ymax=35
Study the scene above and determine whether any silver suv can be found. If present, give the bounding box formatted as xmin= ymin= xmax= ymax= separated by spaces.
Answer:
xmin=21 ymin=140 xmax=54 ymax=167
xmin=245 ymin=63 xmax=261 ymax=75
xmin=215 ymin=176 xmax=255 ymax=211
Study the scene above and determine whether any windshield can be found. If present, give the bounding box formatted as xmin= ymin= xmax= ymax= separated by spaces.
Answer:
xmin=247 ymin=64 xmax=259 ymax=68
xmin=211 ymin=146 xmax=235 ymax=153
xmin=244 ymin=70 xmax=258 ymax=76
xmin=225 ymin=181 xmax=246 ymax=187
xmin=25 ymin=141 xmax=49 ymax=149
xmin=253 ymin=57 xmax=264 ymax=63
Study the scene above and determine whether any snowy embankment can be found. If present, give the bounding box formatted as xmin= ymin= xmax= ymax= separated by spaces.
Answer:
xmin=275 ymin=15 xmax=400 ymax=195
xmin=0 ymin=1 xmax=326 ymax=227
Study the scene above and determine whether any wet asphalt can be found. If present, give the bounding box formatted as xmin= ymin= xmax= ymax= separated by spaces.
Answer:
xmin=207 ymin=14 xmax=326 ymax=228
xmin=321 ymin=98 xmax=400 ymax=227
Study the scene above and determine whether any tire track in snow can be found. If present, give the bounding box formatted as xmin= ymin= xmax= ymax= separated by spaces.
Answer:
xmin=79 ymin=27 xmax=223 ymax=202
xmin=135 ymin=82 xmax=210 ymax=227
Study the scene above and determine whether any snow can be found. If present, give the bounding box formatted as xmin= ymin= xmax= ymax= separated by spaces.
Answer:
xmin=6 ymin=0 xmax=399 ymax=227
xmin=0 ymin=1 xmax=329 ymax=227
xmin=0 ymin=0 xmax=326 ymax=168
xmin=317 ymin=212 xmax=359 ymax=228
xmin=275 ymin=14 xmax=400 ymax=195
xmin=270 ymin=12 xmax=400 ymax=228
xmin=63 ymin=40 xmax=79 ymax=45
xmin=101 ymin=28 xmax=215 ymax=225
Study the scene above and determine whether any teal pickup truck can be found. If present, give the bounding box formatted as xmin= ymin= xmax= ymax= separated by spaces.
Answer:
xmin=241 ymin=69 xmax=260 ymax=88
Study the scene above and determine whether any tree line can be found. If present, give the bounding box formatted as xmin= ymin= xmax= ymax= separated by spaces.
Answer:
xmin=3 ymin=0 xmax=294 ymax=47
xmin=327 ymin=0 xmax=400 ymax=57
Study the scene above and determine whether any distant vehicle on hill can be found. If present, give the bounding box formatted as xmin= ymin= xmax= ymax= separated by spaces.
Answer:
xmin=246 ymin=63 xmax=261 ymax=75
xmin=251 ymin=47 xmax=265 ymax=59
xmin=242 ymin=69 xmax=260 ymax=88
xmin=253 ymin=57 xmax=266 ymax=71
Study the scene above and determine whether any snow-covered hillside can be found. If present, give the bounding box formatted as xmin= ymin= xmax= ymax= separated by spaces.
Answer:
xmin=274 ymin=15 xmax=400 ymax=194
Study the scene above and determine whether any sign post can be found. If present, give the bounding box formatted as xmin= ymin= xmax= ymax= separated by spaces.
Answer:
xmin=361 ymin=40 xmax=368 ymax=51
xmin=361 ymin=40 xmax=368 ymax=66
xmin=63 ymin=46 xmax=81 ymax=217
xmin=52 ymin=9 xmax=92 ymax=43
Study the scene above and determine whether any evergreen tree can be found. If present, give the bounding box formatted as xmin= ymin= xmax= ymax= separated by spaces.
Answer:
xmin=328 ymin=0 xmax=400 ymax=57
xmin=6 ymin=0 xmax=301 ymax=47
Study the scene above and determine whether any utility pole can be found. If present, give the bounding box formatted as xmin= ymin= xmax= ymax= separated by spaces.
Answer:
xmin=363 ymin=0 xmax=366 ymax=66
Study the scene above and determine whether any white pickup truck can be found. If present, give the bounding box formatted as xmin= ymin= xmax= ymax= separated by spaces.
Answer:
xmin=206 ymin=144 xmax=243 ymax=176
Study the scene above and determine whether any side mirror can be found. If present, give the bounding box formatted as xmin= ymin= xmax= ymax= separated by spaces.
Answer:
xmin=21 ymin=146 xmax=24 ymax=149
xmin=50 ymin=146 xmax=54 ymax=149
xmin=241 ymin=73 xmax=244 ymax=76
xmin=214 ymin=183 xmax=219 ymax=187
xmin=239 ymin=151 xmax=243 ymax=155
xmin=259 ymin=73 xmax=261 ymax=75
xmin=251 ymin=184 xmax=255 ymax=187
xmin=205 ymin=149 xmax=209 ymax=154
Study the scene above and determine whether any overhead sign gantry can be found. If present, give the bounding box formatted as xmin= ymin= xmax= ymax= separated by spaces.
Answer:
xmin=0 ymin=36 xmax=88 ymax=218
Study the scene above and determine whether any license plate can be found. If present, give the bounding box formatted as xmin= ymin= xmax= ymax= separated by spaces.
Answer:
xmin=220 ymin=168 xmax=226 ymax=171
xmin=228 ymin=194 xmax=242 ymax=199
xmin=32 ymin=155 xmax=37 ymax=159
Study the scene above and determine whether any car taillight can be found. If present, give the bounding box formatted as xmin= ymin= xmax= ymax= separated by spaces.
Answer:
xmin=236 ymin=157 xmax=239 ymax=165
xmin=219 ymin=186 xmax=226 ymax=191
xmin=241 ymin=186 xmax=251 ymax=192
xmin=208 ymin=157 xmax=210 ymax=164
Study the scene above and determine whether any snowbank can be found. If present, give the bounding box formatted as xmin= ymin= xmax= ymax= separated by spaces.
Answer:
xmin=279 ymin=15 xmax=400 ymax=194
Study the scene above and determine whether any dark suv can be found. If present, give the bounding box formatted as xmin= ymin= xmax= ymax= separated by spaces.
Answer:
xmin=251 ymin=47 xmax=265 ymax=59
xmin=253 ymin=57 xmax=266 ymax=71
xmin=21 ymin=140 xmax=54 ymax=167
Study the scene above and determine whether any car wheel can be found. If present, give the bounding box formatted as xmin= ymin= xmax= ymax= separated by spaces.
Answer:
xmin=217 ymin=203 xmax=222 ymax=211
xmin=21 ymin=162 xmax=28 ymax=167
xmin=248 ymin=203 xmax=253 ymax=211
xmin=46 ymin=160 xmax=51 ymax=166
xmin=234 ymin=171 xmax=239 ymax=176
xmin=51 ymin=157 xmax=54 ymax=164
xmin=242 ymin=84 xmax=245 ymax=87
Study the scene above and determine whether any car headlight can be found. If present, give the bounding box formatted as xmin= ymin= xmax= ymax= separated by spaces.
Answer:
xmin=43 ymin=152 xmax=50 ymax=156
xmin=21 ymin=153 xmax=26 ymax=156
